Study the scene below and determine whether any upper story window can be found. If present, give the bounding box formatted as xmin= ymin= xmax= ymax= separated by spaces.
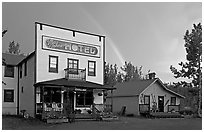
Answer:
xmin=19 ymin=64 xmax=22 ymax=78
xmin=49 ymin=55 xmax=58 ymax=73
xmin=171 ymin=97 xmax=176 ymax=105
xmin=24 ymin=61 xmax=27 ymax=76
xmin=4 ymin=89 xmax=14 ymax=102
xmin=68 ymin=58 xmax=79 ymax=74
xmin=88 ymin=61 xmax=96 ymax=76
xmin=4 ymin=65 xmax=14 ymax=78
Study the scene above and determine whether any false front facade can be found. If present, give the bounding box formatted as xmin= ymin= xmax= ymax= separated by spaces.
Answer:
xmin=2 ymin=22 xmax=115 ymax=120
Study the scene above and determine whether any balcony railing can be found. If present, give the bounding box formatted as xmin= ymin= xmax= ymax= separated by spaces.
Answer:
xmin=64 ymin=68 xmax=86 ymax=80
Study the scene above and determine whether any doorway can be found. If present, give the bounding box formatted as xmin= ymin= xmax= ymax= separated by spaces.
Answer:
xmin=158 ymin=96 xmax=164 ymax=112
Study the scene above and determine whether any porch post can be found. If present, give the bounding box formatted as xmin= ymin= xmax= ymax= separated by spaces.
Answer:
xmin=42 ymin=86 xmax=45 ymax=119
xmin=111 ymin=90 xmax=113 ymax=112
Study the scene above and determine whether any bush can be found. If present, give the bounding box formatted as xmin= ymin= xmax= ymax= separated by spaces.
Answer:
xmin=179 ymin=107 xmax=194 ymax=115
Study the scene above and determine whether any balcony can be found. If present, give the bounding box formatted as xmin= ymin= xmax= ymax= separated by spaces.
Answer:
xmin=64 ymin=68 xmax=86 ymax=80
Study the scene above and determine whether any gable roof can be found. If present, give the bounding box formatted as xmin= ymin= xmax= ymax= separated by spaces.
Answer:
xmin=113 ymin=78 xmax=185 ymax=98
xmin=113 ymin=79 xmax=156 ymax=97
xmin=2 ymin=53 xmax=26 ymax=66
xmin=34 ymin=78 xmax=116 ymax=90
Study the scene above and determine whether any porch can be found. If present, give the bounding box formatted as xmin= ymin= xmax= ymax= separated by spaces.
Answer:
xmin=139 ymin=104 xmax=181 ymax=118
xmin=34 ymin=78 xmax=115 ymax=122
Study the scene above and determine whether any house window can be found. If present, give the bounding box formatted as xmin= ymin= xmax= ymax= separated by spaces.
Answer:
xmin=144 ymin=95 xmax=150 ymax=105
xmin=76 ymin=91 xmax=93 ymax=107
xmin=68 ymin=58 xmax=79 ymax=74
xmin=88 ymin=61 xmax=96 ymax=76
xmin=21 ymin=87 xmax=24 ymax=93
xmin=24 ymin=61 xmax=27 ymax=76
xmin=36 ymin=87 xmax=42 ymax=103
xmin=171 ymin=97 xmax=176 ymax=105
xmin=4 ymin=89 xmax=14 ymax=102
xmin=49 ymin=55 xmax=58 ymax=73
xmin=19 ymin=65 xmax=22 ymax=78
xmin=4 ymin=65 xmax=14 ymax=78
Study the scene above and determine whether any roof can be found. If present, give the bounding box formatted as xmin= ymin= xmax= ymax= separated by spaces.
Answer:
xmin=2 ymin=53 xmax=26 ymax=66
xmin=18 ymin=51 xmax=35 ymax=65
xmin=112 ymin=78 xmax=185 ymax=98
xmin=113 ymin=79 xmax=156 ymax=97
xmin=34 ymin=78 xmax=116 ymax=90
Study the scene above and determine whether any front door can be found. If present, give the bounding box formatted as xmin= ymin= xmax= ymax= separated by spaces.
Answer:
xmin=158 ymin=96 xmax=164 ymax=112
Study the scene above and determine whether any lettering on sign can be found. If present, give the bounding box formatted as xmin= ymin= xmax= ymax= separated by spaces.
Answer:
xmin=42 ymin=36 xmax=101 ymax=57
xmin=75 ymin=88 xmax=87 ymax=92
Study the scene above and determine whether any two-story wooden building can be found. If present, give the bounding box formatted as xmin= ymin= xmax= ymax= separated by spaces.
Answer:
xmin=2 ymin=22 xmax=115 ymax=120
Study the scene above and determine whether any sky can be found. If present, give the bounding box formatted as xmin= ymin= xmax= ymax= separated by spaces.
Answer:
xmin=2 ymin=2 xmax=202 ymax=83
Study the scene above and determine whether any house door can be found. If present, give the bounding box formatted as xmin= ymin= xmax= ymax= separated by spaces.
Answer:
xmin=158 ymin=96 xmax=164 ymax=112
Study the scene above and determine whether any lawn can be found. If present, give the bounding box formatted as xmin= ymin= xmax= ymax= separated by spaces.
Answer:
xmin=2 ymin=115 xmax=202 ymax=130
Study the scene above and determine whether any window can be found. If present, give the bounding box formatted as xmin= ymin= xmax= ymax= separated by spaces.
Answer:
xmin=43 ymin=87 xmax=61 ymax=103
xmin=144 ymin=95 xmax=150 ymax=105
xmin=68 ymin=58 xmax=79 ymax=74
xmin=4 ymin=65 xmax=14 ymax=78
xmin=171 ymin=97 xmax=176 ymax=105
xmin=24 ymin=61 xmax=27 ymax=76
xmin=76 ymin=91 xmax=93 ymax=107
xmin=49 ymin=55 xmax=58 ymax=73
xmin=19 ymin=65 xmax=22 ymax=78
xmin=88 ymin=61 xmax=96 ymax=76
xmin=21 ymin=87 xmax=24 ymax=93
xmin=4 ymin=90 xmax=14 ymax=102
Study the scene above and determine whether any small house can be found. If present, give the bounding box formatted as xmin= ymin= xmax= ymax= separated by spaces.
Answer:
xmin=107 ymin=77 xmax=185 ymax=116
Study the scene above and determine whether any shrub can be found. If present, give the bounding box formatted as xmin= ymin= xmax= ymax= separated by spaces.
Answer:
xmin=179 ymin=107 xmax=194 ymax=115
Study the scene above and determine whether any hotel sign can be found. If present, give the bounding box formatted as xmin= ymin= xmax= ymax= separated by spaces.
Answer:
xmin=42 ymin=36 xmax=101 ymax=57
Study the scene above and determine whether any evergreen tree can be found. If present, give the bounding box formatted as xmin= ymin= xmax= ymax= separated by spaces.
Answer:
xmin=170 ymin=23 xmax=202 ymax=116
xmin=8 ymin=41 xmax=20 ymax=55
xmin=121 ymin=61 xmax=143 ymax=82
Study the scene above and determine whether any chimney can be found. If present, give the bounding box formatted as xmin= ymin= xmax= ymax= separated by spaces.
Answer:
xmin=148 ymin=72 xmax=156 ymax=79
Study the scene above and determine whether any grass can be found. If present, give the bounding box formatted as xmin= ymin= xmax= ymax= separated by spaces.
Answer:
xmin=2 ymin=115 xmax=202 ymax=130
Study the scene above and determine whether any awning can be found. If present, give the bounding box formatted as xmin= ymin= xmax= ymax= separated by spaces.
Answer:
xmin=34 ymin=78 xmax=116 ymax=90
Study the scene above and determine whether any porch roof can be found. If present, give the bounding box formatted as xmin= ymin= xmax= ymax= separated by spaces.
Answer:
xmin=34 ymin=78 xmax=116 ymax=90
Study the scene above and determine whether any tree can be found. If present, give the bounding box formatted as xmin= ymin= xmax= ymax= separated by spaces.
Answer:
xmin=170 ymin=23 xmax=202 ymax=116
xmin=8 ymin=41 xmax=20 ymax=55
xmin=104 ymin=62 xmax=118 ymax=86
xmin=121 ymin=61 xmax=143 ymax=82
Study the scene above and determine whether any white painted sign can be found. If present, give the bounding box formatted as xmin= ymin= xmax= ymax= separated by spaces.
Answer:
xmin=42 ymin=36 xmax=101 ymax=58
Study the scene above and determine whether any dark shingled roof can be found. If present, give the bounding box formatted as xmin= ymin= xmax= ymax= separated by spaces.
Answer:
xmin=34 ymin=78 xmax=116 ymax=90
xmin=113 ymin=78 xmax=185 ymax=98
xmin=2 ymin=53 xmax=26 ymax=66
xmin=113 ymin=79 xmax=156 ymax=96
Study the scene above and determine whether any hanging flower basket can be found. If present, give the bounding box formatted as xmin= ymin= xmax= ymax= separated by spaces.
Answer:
xmin=98 ymin=93 xmax=102 ymax=96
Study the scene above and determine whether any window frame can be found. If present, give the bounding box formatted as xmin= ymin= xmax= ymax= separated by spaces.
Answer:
xmin=48 ymin=55 xmax=58 ymax=73
xmin=68 ymin=58 xmax=79 ymax=74
xmin=4 ymin=65 xmax=15 ymax=78
xmin=4 ymin=89 xmax=14 ymax=103
xmin=76 ymin=91 xmax=93 ymax=107
xmin=170 ymin=97 xmax=176 ymax=105
xmin=144 ymin=95 xmax=150 ymax=105
xmin=88 ymin=60 xmax=96 ymax=76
